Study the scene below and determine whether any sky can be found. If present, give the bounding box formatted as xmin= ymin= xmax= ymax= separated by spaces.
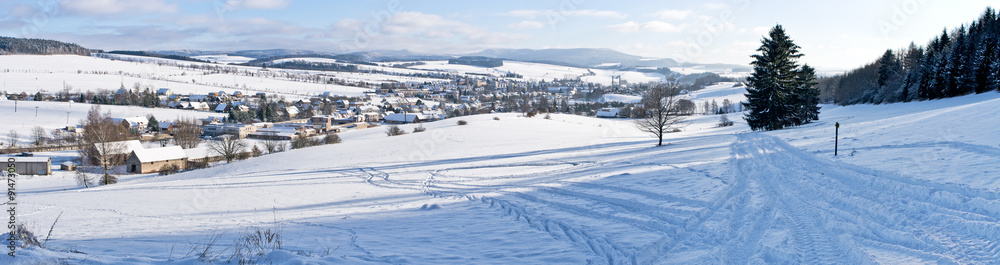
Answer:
xmin=0 ymin=0 xmax=997 ymax=72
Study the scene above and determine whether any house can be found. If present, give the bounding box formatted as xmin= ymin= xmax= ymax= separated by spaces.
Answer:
xmin=215 ymin=103 xmax=231 ymax=113
xmin=248 ymin=127 xmax=298 ymax=140
xmin=204 ymin=123 xmax=257 ymax=138
xmin=2 ymin=157 xmax=51 ymax=175
xmin=125 ymin=146 xmax=187 ymax=174
xmin=158 ymin=121 xmax=175 ymax=133
xmin=189 ymin=94 xmax=210 ymax=102
xmin=596 ymin=108 xmax=621 ymax=118
xmin=113 ymin=116 xmax=148 ymax=132
xmin=384 ymin=113 xmax=431 ymax=124
xmin=188 ymin=102 xmax=210 ymax=111
xmin=157 ymin=88 xmax=172 ymax=96
xmin=183 ymin=146 xmax=225 ymax=164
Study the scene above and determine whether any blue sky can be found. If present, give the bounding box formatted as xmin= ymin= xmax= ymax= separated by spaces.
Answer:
xmin=0 ymin=0 xmax=996 ymax=71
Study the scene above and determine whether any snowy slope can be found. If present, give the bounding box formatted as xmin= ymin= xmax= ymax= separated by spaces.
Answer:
xmin=6 ymin=89 xmax=1000 ymax=264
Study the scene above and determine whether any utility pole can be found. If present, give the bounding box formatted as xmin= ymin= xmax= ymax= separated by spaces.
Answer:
xmin=67 ymin=112 xmax=70 ymax=124
xmin=834 ymin=122 xmax=840 ymax=156
xmin=35 ymin=106 xmax=39 ymax=117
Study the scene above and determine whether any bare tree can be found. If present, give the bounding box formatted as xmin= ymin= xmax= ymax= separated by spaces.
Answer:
xmin=209 ymin=136 xmax=247 ymax=163
xmin=75 ymin=170 xmax=93 ymax=188
xmin=260 ymin=132 xmax=282 ymax=154
xmin=635 ymin=83 xmax=687 ymax=146
xmin=31 ymin=126 xmax=47 ymax=146
xmin=7 ymin=129 xmax=18 ymax=147
xmin=80 ymin=105 xmax=131 ymax=185
xmin=173 ymin=117 xmax=203 ymax=149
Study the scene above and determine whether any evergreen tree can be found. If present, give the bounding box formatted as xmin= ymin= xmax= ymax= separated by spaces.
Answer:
xmin=744 ymin=25 xmax=817 ymax=131
xmin=792 ymin=64 xmax=820 ymax=124
xmin=876 ymin=49 xmax=903 ymax=103
xmin=147 ymin=115 xmax=159 ymax=132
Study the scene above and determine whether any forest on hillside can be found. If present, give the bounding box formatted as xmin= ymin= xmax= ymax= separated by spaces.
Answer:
xmin=0 ymin=36 xmax=90 ymax=56
xmin=820 ymin=7 xmax=1000 ymax=105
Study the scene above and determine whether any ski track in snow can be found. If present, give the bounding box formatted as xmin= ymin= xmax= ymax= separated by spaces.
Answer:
xmin=342 ymin=133 xmax=1000 ymax=264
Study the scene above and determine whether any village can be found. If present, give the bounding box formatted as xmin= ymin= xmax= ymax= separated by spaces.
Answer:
xmin=0 ymin=68 xmax=690 ymax=177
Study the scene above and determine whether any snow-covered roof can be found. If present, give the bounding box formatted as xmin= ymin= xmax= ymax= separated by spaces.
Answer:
xmin=2 ymin=157 xmax=50 ymax=163
xmin=95 ymin=140 xmax=143 ymax=156
xmin=131 ymin=146 xmax=187 ymax=162
xmin=183 ymin=147 xmax=218 ymax=160
xmin=384 ymin=113 xmax=430 ymax=122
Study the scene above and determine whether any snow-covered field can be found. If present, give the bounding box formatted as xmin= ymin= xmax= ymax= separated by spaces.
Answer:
xmin=0 ymin=100 xmax=223 ymax=146
xmin=5 ymin=82 xmax=1000 ymax=264
xmin=411 ymin=60 xmax=666 ymax=85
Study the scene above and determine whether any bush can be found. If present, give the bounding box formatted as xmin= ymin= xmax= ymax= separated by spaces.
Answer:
xmin=412 ymin=125 xmax=426 ymax=133
xmin=386 ymin=125 xmax=407 ymax=136
xmin=231 ymin=226 xmax=283 ymax=265
xmin=188 ymin=161 xmax=209 ymax=169
xmin=323 ymin=133 xmax=342 ymax=144
xmin=159 ymin=164 xmax=181 ymax=176
xmin=526 ymin=110 xmax=538 ymax=118
xmin=717 ymin=115 xmax=734 ymax=127
xmin=457 ymin=120 xmax=468 ymax=125
xmin=493 ymin=117 xmax=500 ymax=121
xmin=544 ymin=113 xmax=552 ymax=120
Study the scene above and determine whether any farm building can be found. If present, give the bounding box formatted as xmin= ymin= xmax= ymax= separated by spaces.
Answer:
xmin=3 ymin=157 xmax=52 ymax=175
xmin=596 ymin=108 xmax=622 ymax=118
xmin=125 ymin=146 xmax=188 ymax=174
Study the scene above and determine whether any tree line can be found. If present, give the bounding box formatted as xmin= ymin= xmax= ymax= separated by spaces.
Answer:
xmin=821 ymin=7 xmax=1000 ymax=105
xmin=0 ymin=36 xmax=90 ymax=56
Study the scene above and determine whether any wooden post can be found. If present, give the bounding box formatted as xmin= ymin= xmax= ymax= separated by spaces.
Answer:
xmin=835 ymin=122 xmax=840 ymax=156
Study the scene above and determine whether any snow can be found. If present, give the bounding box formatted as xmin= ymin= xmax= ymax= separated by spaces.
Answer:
xmin=131 ymin=146 xmax=187 ymax=162
xmin=191 ymin=55 xmax=255 ymax=65
xmin=410 ymin=60 xmax=666 ymax=85
xmin=597 ymin=94 xmax=642 ymax=104
xmin=0 ymin=100 xmax=222 ymax=147
xmin=5 ymin=74 xmax=1000 ymax=264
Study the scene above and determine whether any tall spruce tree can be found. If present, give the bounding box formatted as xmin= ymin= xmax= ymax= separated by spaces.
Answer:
xmin=744 ymin=25 xmax=818 ymax=131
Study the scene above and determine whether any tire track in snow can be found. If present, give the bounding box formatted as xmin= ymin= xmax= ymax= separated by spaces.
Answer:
xmin=701 ymin=133 xmax=1000 ymax=264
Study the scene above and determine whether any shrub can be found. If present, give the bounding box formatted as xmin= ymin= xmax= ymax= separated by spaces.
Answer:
xmin=544 ymin=113 xmax=552 ymax=120
xmin=188 ymin=161 xmax=209 ymax=169
xmin=412 ymin=125 xmax=426 ymax=133
xmin=231 ymin=226 xmax=283 ymax=265
xmin=717 ymin=115 xmax=734 ymax=127
xmin=385 ymin=125 xmax=407 ymax=136
xmin=457 ymin=120 xmax=468 ymax=125
xmin=526 ymin=110 xmax=538 ymax=118
xmin=493 ymin=117 xmax=500 ymax=121
xmin=323 ymin=133 xmax=342 ymax=144
xmin=159 ymin=164 xmax=181 ymax=176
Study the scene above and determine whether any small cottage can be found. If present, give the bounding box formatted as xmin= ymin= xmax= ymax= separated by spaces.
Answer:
xmin=125 ymin=146 xmax=188 ymax=174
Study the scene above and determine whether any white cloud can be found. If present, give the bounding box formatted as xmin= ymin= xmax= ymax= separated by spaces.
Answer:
xmin=608 ymin=21 xmax=685 ymax=33
xmin=503 ymin=9 xmax=625 ymax=18
xmin=325 ymin=12 xmax=527 ymax=54
xmin=60 ymin=0 xmax=177 ymax=15
xmin=510 ymin=21 xmax=544 ymax=29
xmin=703 ymin=3 xmax=730 ymax=10
xmin=224 ymin=0 xmax=291 ymax=10
xmin=654 ymin=9 xmax=692 ymax=20
xmin=752 ymin=26 xmax=770 ymax=35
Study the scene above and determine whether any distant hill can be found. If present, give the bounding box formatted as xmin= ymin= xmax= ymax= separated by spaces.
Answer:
xmin=467 ymin=48 xmax=679 ymax=68
xmin=0 ymin=36 xmax=90 ymax=56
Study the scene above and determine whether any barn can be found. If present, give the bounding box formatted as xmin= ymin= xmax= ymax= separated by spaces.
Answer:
xmin=3 ymin=157 xmax=52 ymax=175
xmin=125 ymin=146 xmax=188 ymax=174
